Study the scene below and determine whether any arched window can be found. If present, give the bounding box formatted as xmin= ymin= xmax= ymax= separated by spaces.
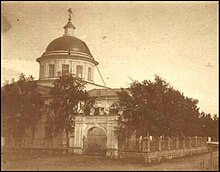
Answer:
xmin=49 ymin=64 xmax=55 ymax=77
xmin=62 ymin=64 xmax=69 ymax=75
xmin=76 ymin=65 xmax=83 ymax=78
xmin=88 ymin=67 xmax=92 ymax=80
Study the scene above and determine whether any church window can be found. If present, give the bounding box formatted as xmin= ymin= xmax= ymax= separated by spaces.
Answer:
xmin=49 ymin=64 xmax=55 ymax=77
xmin=94 ymin=107 xmax=99 ymax=115
xmin=76 ymin=65 xmax=83 ymax=78
xmin=88 ymin=67 xmax=92 ymax=80
xmin=62 ymin=64 xmax=69 ymax=75
xmin=40 ymin=65 xmax=44 ymax=78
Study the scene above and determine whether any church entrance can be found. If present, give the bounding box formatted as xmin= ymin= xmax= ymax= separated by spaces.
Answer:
xmin=83 ymin=127 xmax=107 ymax=156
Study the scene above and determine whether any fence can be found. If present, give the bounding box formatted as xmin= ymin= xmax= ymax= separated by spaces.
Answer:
xmin=4 ymin=137 xmax=69 ymax=148
xmin=119 ymin=136 xmax=208 ymax=152
xmin=3 ymin=136 xmax=209 ymax=162
xmin=200 ymin=157 xmax=219 ymax=171
xmin=2 ymin=137 xmax=70 ymax=157
xmin=118 ymin=136 xmax=209 ymax=162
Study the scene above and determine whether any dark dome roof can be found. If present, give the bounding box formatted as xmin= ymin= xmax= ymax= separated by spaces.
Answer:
xmin=46 ymin=36 xmax=91 ymax=55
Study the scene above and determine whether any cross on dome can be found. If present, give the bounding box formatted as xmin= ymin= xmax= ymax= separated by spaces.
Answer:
xmin=68 ymin=8 xmax=73 ymax=22
xmin=63 ymin=8 xmax=76 ymax=36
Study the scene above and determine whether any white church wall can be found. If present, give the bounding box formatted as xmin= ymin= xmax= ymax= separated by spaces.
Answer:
xmin=38 ymin=57 xmax=95 ymax=83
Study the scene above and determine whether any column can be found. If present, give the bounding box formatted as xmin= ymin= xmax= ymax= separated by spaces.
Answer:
xmin=73 ymin=123 xmax=83 ymax=154
xmin=106 ymin=121 xmax=118 ymax=157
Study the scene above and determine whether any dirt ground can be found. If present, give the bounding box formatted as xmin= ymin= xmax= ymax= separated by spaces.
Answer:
xmin=1 ymin=151 xmax=218 ymax=171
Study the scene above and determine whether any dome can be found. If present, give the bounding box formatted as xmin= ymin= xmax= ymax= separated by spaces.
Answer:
xmin=46 ymin=36 xmax=92 ymax=55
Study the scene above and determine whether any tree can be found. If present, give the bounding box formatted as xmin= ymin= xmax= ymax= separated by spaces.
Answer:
xmin=1 ymin=73 xmax=43 ymax=145
xmin=46 ymin=73 xmax=93 ymax=145
xmin=198 ymin=112 xmax=219 ymax=140
xmin=212 ymin=114 xmax=219 ymax=141
xmin=115 ymin=75 xmax=203 ymax=139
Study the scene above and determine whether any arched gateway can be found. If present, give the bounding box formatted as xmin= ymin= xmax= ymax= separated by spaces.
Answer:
xmin=71 ymin=115 xmax=118 ymax=156
xmin=83 ymin=127 xmax=107 ymax=155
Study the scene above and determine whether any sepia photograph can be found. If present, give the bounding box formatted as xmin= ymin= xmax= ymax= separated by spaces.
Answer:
xmin=1 ymin=1 xmax=219 ymax=171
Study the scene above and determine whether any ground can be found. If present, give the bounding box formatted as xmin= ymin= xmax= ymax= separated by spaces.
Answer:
xmin=1 ymin=151 xmax=218 ymax=171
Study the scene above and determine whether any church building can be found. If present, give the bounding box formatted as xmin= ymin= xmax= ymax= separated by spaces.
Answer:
xmin=35 ymin=9 xmax=120 ymax=156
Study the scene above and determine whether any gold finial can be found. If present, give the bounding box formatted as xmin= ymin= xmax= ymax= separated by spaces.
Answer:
xmin=68 ymin=8 xmax=73 ymax=22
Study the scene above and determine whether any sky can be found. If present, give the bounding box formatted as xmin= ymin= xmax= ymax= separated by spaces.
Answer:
xmin=1 ymin=1 xmax=218 ymax=115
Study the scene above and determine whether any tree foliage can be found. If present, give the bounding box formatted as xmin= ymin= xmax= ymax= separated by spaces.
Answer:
xmin=1 ymin=74 xmax=43 ymax=140
xmin=116 ymin=75 xmax=218 ymax=139
xmin=46 ymin=73 xmax=94 ymax=137
xmin=198 ymin=112 xmax=218 ymax=140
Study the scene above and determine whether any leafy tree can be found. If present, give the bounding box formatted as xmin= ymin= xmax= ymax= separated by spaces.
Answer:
xmin=46 ymin=73 xmax=93 ymax=144
xmin=116 ymin=75 xmax=204 ymax=139
xmin=212 ymin=114 xmax=219 ymax=141
xmin=198 ymin=112 xmax=219 ymax=140
xmin=1 ymin=73 xmax=43 ymax=145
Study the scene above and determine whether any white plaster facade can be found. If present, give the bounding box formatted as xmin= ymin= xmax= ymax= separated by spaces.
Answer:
xmin=37 ymin=52 xmax=96 ymax=82
xmin=72 ymin=115 xmax=118 ymax=156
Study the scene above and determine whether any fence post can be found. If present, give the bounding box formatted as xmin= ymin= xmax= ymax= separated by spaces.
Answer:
xmin=176 ymin=137 xmax=179 ymax=149
xmin=205 ymin=137 xmax=208 ymax=146
xmin=158 ymin=137 xmax=162 ymax=151
xmin=168 ymin=137 xmax=171 ymax=150
xmin=195 ymin=136 xmax=198 ymax=147
xmin=147 ymin=138 xmax=150 ymax=152
xmin=139 ymin=137 xmax=143 ymax=151
xmin=183 ymin=137 xmax=185 ymax=149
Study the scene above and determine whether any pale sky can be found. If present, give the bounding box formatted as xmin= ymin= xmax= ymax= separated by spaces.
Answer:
xmin=1 ymin=1 xmax=218 ymax=115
